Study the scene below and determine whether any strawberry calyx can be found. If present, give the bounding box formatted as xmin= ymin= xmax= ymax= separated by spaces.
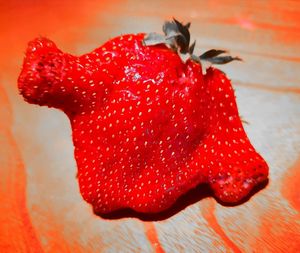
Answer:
xmin=143 ymin=18 xmax=242 ymax=66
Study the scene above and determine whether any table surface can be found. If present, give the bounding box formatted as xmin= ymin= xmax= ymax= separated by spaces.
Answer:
xmin=0 ymin=0 xmax=300 ymax=252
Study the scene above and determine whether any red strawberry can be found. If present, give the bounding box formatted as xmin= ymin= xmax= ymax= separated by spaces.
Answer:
xmin=18 ymin=19 xmax=268 ymax=214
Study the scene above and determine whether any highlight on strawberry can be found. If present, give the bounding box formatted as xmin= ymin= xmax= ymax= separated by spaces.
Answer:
xmin=18 ymin=18 xmax=268 ymax=215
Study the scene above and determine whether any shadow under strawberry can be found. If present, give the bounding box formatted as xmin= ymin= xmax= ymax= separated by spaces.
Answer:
xmin=17 ymin=19 xmax=269 ymax=217
xmin=99 ymin=179 xmax=269 ymax=221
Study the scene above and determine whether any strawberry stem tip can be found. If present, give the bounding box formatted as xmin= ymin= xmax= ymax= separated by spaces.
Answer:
xmin=143 ymin=18 xmax=242 ymax=65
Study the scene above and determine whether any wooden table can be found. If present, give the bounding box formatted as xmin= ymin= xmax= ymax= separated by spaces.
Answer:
xmin=1 ymin=0 xmax=299 ymax=252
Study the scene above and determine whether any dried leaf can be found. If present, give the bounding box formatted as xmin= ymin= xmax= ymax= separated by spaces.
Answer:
xmin=185 ymin=22 xmax=191 ymax=29
xmin=178 ymin=52 xmax=190 ymax=63
xmin=163 ymin=21 xmax=178 ymax=36
xmin=173 ymin=19 xmax=190 ymax=45
xmin=190 ymin=54 xmax=201 ymax=63
xmin=200 ymin=49 xmax=227 ymax=59
xmin=205 ymin=56 xmax=242 ymax=64
xmin=189 ymin=40 xmax=196 ymax=54
xmin=173 ymin=18 xmax=190 ymax=53
xmin=165 ymin=31 xmax=182 ymax=40
xmin=143 ymin=33 xmax=166 ymax=46
xmin=144 ymin=18 xmax=242 ymax=67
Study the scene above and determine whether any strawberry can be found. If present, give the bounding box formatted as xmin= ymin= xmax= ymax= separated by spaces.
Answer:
xmin=18 ymin=19 xmax=268 ymax=214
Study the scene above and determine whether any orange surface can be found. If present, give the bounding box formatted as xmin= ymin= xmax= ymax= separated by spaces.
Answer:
xmin=1 ymin=0 xmax=300 ymax=252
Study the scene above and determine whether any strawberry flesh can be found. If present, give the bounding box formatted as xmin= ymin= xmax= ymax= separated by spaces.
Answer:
xmin=18 ymin=32 xmax=268 ymax=214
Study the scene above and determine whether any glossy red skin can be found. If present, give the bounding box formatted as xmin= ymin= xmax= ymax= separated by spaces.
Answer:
xmin=18 ymin=34 xmax=268 ymax=214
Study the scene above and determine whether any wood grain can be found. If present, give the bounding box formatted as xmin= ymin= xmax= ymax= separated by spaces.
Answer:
xmin=1 ymin=0 xmax=300 ymax=252
xmin=0 ymin=85 xmax=42 ymax=253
